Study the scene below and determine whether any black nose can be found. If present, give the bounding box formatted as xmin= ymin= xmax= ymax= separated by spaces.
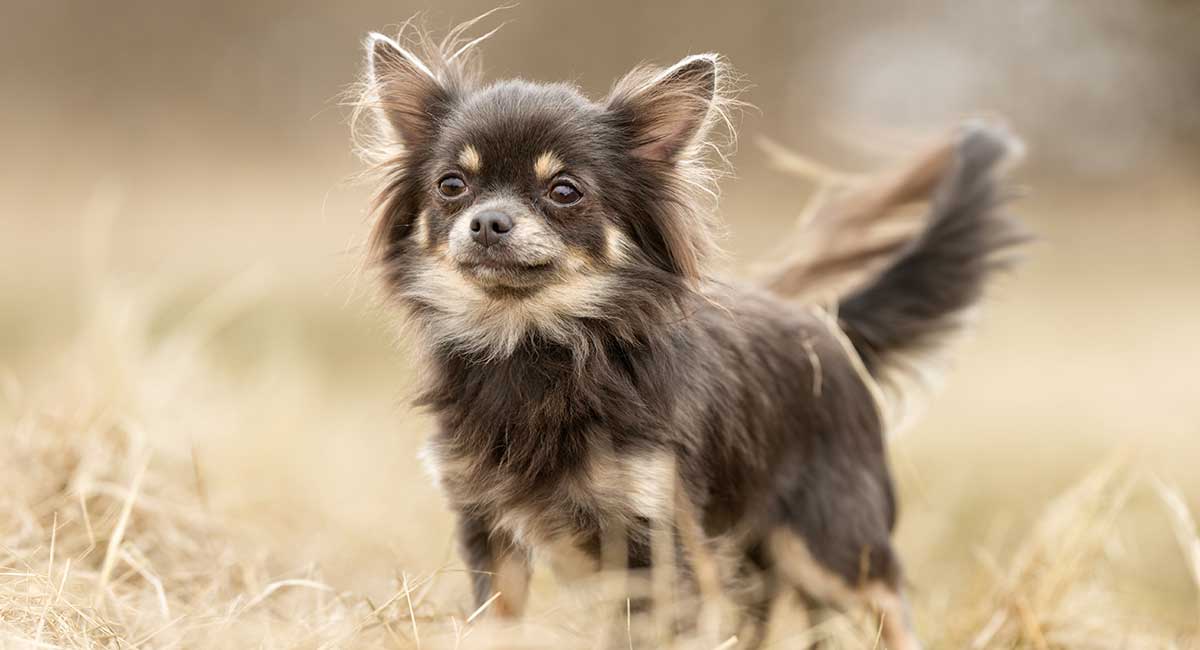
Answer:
xmin=469 ymin=210 xmax=514 ymax=248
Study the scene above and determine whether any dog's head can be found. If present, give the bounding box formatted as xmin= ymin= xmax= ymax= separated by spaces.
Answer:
xmin=358 ymin=30 xmax=732 ymax=358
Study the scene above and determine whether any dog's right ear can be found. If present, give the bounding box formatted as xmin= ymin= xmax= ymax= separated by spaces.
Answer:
xmin=366 ymin=33 xmax=451 ymax=145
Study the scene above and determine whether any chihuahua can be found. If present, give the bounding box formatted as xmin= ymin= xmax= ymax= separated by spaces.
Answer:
xmin=357 ymin=24 xmax=1024 ymax=649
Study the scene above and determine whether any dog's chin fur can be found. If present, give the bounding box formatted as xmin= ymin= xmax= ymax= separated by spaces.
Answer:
xmin=355 ymin=21 xmax=1025 ymax=647
xmin=398 ymin=242 xmax=688 ymax=361
xmin=401 ymin=254 xmax=630 ymax=360
xmin=424 ymin=221 xmax=649 ymax=356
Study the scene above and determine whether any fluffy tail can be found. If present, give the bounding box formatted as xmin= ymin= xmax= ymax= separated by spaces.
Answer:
xmin=837 ymin=123 xmax=1029 ymax=388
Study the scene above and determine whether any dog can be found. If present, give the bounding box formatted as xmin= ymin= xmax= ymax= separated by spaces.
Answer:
xmin=356 ymin=24 xmax=1025 ymax=649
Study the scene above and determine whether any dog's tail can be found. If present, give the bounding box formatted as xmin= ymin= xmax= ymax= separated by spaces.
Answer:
xmin=835 ymin=123 xmax=1029 ymax=426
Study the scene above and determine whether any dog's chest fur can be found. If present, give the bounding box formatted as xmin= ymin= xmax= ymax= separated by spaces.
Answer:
xmin=423 ymin=438 xmax=672 ymax=556
xmin=417 ymin=339 xmax=677 ymax=553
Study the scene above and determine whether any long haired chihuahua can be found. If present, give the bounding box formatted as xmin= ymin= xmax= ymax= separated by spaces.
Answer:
xmin=356 ymin=22 xmax=1024 ymax=649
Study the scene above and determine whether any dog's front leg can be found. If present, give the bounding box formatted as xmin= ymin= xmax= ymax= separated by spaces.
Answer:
xmin=456 ymin=511 xmax=531 ymax=619
xmin=619 ymin=483 xmax=728 ymax=643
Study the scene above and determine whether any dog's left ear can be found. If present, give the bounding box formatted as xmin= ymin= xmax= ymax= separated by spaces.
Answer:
xmin=607 ymin=54 xmax=720 ymax=163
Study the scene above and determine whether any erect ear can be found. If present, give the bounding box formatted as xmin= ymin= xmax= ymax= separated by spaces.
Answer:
xmin=606 ymin=54 xmax=720 ymax=163
xmin=366 ymin=33 xmax=451 ymax=145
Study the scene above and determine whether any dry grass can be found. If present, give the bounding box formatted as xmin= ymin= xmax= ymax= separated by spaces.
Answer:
xmin=0 ymin=275 xmax=1196 ymax=649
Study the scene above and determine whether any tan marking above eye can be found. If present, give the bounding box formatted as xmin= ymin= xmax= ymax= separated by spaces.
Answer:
xmin=458 ymin=145 xmax=482 ymax=173
xmin=534 ymin=151 xmax=564 ymax=181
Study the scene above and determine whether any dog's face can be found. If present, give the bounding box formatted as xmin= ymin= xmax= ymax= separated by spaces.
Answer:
xmin=362 ymin=34 xmax=727 ymax=356
xmin=409 ymin=82 xmax=627 ymax=295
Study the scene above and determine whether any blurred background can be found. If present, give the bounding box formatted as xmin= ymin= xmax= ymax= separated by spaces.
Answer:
xmin=3 ymin=0 xmax=1199 ymax=642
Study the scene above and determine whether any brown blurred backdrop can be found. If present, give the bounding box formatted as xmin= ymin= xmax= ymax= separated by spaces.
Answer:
xmin=3 ymin=0 xmax=1199 ymax=633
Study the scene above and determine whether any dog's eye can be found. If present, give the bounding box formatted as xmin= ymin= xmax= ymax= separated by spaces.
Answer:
xmin=438 ymin=175 xmax=468 ymax=198
xmin=547 ymin=181 xmax=582 ymax=206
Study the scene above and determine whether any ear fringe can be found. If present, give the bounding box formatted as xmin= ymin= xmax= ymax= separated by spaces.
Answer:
xmin=606 ymin=55 xmax=746 ymax=284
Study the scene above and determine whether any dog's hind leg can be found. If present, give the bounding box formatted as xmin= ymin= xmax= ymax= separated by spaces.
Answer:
xmin=766 ymin=528 xmax=921 ymax=650
xmin=731 ymin=544 xmax=779 ymax=649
